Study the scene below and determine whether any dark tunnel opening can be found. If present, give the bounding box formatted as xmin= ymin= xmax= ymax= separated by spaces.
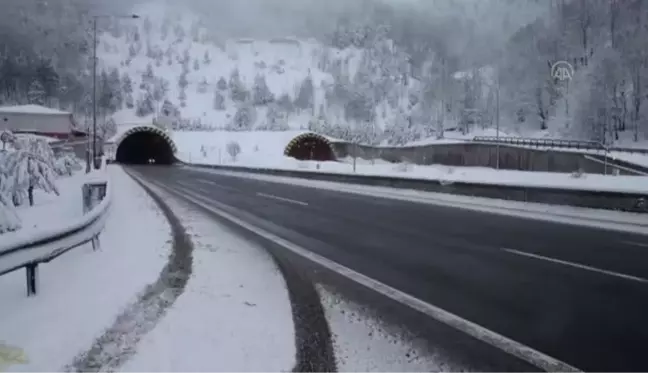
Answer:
xmin=115 ymin=131 xmax=175 ymax=165
xmin=286 ymin=135 xmax=335 ymax=161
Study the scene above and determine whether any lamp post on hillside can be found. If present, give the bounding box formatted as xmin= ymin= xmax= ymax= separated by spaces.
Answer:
xmin=87 ymin=13 xmax=140 ymax=173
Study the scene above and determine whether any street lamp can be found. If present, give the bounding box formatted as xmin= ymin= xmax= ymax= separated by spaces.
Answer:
xmin=87 ymin=13 xmax=140 ymax=173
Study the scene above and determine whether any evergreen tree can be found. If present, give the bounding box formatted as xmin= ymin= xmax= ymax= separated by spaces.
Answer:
xmin=217 ymin=77 xmax=228 ymax=91
xmin=229 ymin=68 xmax=249 ymax=102
xmin=294 ymin=75 xmax=314 ymax=111
xmin=253 ymin=74 xmax=275 ymax=106
xmin=213 ymin=90 xmax=226 ymax=110
xmin=27 ymin=80 xmax=46 ymax=105
xmin=136 ymin=91 xmax=155 ymax=117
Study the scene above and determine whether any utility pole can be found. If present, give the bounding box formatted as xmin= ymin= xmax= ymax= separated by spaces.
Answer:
xmin=495 ymin=62 xmax=501 ymax=170
xmin=88 ymin=13 xmax=140 ymax=173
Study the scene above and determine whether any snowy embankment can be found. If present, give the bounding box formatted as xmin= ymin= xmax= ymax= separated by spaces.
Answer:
xmin=173 ymin=131 xmax=648 ymax=196
xmin=119 ymin=172 xmax=295 ymax=371
xmin=0 ymin=167 xmax=170 ymax=371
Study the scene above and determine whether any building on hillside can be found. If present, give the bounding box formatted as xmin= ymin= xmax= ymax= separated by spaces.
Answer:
xmin=0 ymin=104 xmax=86 ymax=139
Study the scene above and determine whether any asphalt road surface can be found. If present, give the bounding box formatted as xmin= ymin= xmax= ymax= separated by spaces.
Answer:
xmin=132 ymin=165 xmax=648 ymax=372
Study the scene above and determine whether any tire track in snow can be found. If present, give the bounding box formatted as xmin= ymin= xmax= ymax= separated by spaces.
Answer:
xmin=64 ymin=168 xmax=194 ymax=372
xmin=140 ymin=172 xmax=338 ymax=372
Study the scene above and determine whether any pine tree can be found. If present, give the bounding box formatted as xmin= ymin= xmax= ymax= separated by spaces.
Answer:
xmin=229 ymin=68 xmax=248 ymax=102
xmin=178 ymin=71 xmax=189 ymax=91
xmin=230 ymin=104 xmax=256 ymax=131
xmin=253 ymin=74 xmax=275 ymax=106
xmin=136 ymin=91 xmax=155 ymax=117
xmin=217 ymin=77 xmax=228 ymax=91
xmin=295 ymin=75 xmax=314 ymax=111
xmin=152 ymin=77 xmax=169 ymax=102
xmin=203 ymin=50 xmax=211 ymax=65
xmin=178 ymin=88 xmax=187 ymax=107
xmin=142 ymin=63 xmax=155 ymax=85
xmin=193 ymin=59 xmax=200 ymax=71
xmin=277 ymin=93 xmax=294 ymax=113
xmin=27 ymin=79 xmax=46 ymax=105
xmin=213 ymin=90 xmax=226 ymax=110
xmin=122 ymin=73 xmax=133 ymax=93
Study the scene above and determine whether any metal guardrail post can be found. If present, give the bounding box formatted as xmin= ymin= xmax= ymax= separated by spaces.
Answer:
xmin=26 ymin=263 xmax=38 ymax=296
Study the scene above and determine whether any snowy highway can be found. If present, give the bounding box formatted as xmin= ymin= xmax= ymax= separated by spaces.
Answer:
xmin=130 ymin=164 xmax=648 ymax=372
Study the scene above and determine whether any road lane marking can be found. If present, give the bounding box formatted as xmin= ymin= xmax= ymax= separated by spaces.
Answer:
xmin=502 ymin=248 xmax=648 ymax=284
xmin=256 ymin=192 xmax=308 ymax=206
xmin=135 ymin=175 xmax=580 ymax=373
xmin=622 ymin=241 xmax=648 ymax=248
xmin=195 ymin=178 xmax=236 ymax=191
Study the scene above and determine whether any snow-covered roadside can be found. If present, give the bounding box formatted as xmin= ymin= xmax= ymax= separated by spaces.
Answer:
xmin=12 ymin=171 xmax=86 ymax=232
xmin=120 ymin=176 xmax=295 ymax=371
xmin=0 ymin=167 xmax=170 ymax=371
xmin=318 ymin=285 xmax=461 ymax=371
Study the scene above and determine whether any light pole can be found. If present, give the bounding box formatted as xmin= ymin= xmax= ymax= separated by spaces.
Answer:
xmin=88 ymin=13 xmax=139 ymax=173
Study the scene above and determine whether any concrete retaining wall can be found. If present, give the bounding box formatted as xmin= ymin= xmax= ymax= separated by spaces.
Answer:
xmin=330 ymin=142 xmax=640 ymax=175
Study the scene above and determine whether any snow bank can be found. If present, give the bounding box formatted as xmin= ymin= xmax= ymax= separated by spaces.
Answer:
xmin=0 ymin=167 xmax=170 ymax=371
xmin=173 ymin=129 xmax=326 ymax=166
xmin=121 ymin=177 xmax=295 ymax=371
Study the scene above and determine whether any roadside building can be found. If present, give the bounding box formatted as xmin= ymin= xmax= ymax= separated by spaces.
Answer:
xmin=0 ymin=104 xmax=86 ymax=139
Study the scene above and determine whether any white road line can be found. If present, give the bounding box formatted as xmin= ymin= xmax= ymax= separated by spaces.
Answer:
xmin=256 ymin=192 xmax=309 ymax=206
xmin=622 ymin=241 xmax=648 ymax=248
xmin=502 ymin=248 xmax=648 ymax=284
xmin=195 ymin=178 xmax=234 ymax=191
xmin=135 ymin=175 xmax=580 ymax=373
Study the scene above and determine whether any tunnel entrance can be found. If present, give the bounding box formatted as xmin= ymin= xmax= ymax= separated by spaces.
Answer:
xmin=284 ymin=133 xmax=335 ymax=161
xmin=115 ymin=127 xmax=176 ymax=164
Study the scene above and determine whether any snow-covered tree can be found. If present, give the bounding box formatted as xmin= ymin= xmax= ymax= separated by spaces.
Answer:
xmin=229 ymin=104 xmax=256 ymax=131
xmin=261 ymin=103 xmax=288 ymax=131
xmin=277 ymin=93 xmax=294 ymax=113
xmin=193 ymin=59 xmax=200 ymax=71
xmin=217 ymin=77 xmax=228 ymax=91
xmin=294 ymin=75 xmax=314 ymax=111
xmin=203 ymin=50 xmax=211 ymax=65
xmin=27 ymin=79 xmax=46 ymax=105
xmin=178 ymin=88 xmax=187 ymax=107
xmin=178 ymin=71 xmax=189 ymax=90
xmin=0 ymin=136 xmax=59 ymax=207
xmin=213 ymin=90 xmax=226 ymax=110
xmin=226 ymin=141 xmax=241 ymax=161
xmin=253 ymin=74 xmax=275 ymax=106
xmin=136 ymin=91 xmax=155 ymax=117
xmin=229 ymin=68 xmax=249 ymax=102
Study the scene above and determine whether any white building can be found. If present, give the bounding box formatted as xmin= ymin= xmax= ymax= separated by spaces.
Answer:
xmin=0 ymin=104 xmax=84 ymax=139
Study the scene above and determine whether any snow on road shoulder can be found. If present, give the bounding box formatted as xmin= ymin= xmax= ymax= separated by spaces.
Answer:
xmin=318 ymin=285 xmax=461 ymax=371
xmin=120 ymin=180 xmax=295 ymax=372
xmin=0 ymin=166 xmax=170 ymax=371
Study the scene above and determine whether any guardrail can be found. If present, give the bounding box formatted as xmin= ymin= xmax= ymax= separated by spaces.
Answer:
xmin=0 ymin=178 xmax=111 ymax=296
xmin=183 ymin=162 xmax=648 ymax=214
xmin=473 ymin=136 xmax=648 ymax=154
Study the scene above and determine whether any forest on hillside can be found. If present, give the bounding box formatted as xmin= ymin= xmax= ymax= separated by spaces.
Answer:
xmin=1 ymin=0 xmax=647 ymax=145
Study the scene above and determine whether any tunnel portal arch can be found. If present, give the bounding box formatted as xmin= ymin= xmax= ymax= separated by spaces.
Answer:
xmin=284 ymin=132 xmax=336 ymax=161
xmin=114 ymin=125 xmax=177 ymax=164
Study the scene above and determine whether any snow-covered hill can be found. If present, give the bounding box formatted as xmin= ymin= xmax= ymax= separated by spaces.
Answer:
xmin=93 ymin=0 xmax=648 ymax=148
